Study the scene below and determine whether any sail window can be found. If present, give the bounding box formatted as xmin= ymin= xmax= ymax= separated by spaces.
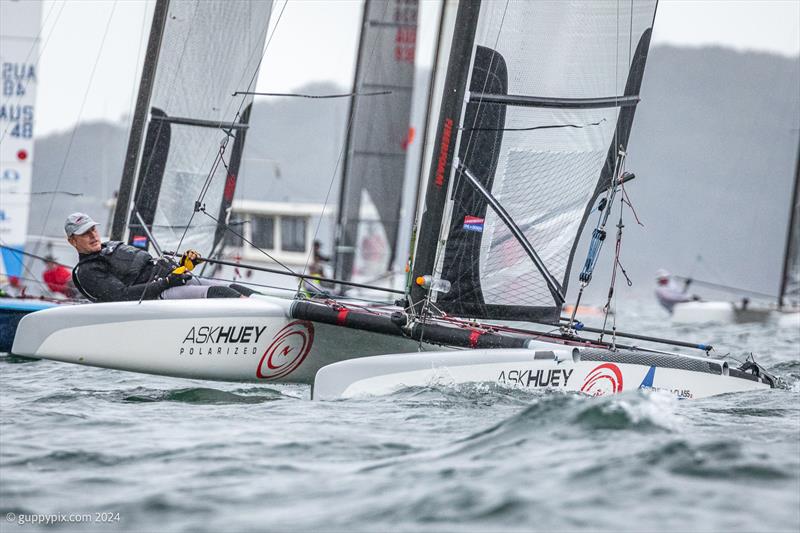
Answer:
xmin=281 ymin=216 xmax=307 ymax=253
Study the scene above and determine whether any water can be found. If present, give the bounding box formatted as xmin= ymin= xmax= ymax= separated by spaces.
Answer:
xmin=1 ymin=302 xmax=798 ymax=532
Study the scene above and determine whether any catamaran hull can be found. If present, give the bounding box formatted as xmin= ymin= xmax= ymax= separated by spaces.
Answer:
xmin=10 ymin=296 xmax=433 ymax=383
xmin=312 ymin=348 xmax=771 ymax=400
xmin=672 ymin=301 xmax=772 ymax=325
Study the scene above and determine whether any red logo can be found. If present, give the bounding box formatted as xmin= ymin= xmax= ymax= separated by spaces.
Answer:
xmin=581 ymin=363 xmax=624 ymax=396
xmin=434 ymin=118 xmax=454 ymax=187
xmin=256 ymin=321 xmax=314 ymax=380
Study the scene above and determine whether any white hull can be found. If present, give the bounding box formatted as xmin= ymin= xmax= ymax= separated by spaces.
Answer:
xmin=672 ymin=301 xmax=772 ymax=325
xmin=313 ymin=348 xmax=770 ymax=400
xmin=11 ymin=295 xmax=432 ymax=383
xmin=777 ymin=310 xmax=800 ymax=329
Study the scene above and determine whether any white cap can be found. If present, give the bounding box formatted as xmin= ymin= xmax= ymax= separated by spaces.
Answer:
xmin=64 ymin=212 xmax=99 ymax=236
xmin=655 ymin=268 xmax=670 ymax=280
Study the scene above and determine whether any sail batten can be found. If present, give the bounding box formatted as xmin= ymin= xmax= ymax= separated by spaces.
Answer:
xmin=468 ymin=93 xmax=640 ymax=109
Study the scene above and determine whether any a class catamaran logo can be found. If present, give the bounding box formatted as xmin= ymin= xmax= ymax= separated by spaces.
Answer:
xmin=257 ymin=321 xmax=314 ymax=380
xmin=581 ymin=363 xmax=624 ymax=396
xmin=180 ymin=325 xmax=267 ymax=356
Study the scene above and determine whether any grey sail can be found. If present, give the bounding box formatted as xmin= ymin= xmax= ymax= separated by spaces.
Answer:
xmin=410 ymin=0 xmax=658 ymax=323
xmin=114 ymin=0 xmax=273 ymax=255
xmin=779 ymin=139 xmax=800 ymax=309
xmin=333 ymin=0 xmax=418 ymax=283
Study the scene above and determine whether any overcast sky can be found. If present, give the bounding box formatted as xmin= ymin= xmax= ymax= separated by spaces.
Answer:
xmin=19 ymin=0 xmax=800 ymax=136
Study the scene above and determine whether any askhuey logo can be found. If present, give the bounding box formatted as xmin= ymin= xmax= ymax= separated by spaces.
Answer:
xmin=498 ymin=368 xmax=574 ymax=388
xmin=180 ymin=325 xmax=267 ymax=356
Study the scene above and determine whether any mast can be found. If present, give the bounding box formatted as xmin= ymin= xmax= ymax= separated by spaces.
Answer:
xmin=778 ymin=137 xmax=800 ymax=308
xmin=409 ymin=0 xmax=481 ymax=307
xmin=333 ymin=0 xmax=370 ymax=281
xmin=110 ymin=0 xmax=169 ymax=242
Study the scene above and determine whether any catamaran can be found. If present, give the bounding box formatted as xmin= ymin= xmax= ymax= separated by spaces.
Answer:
xmin=671 ymin=138 xmax=800 ymax=326
xmin=12 ymin=0 xmax=779 ymax=399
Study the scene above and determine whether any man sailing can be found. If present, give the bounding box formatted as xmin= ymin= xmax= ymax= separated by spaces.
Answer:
xmin=65 ymin=213 xmax=254 ymax=302
xmin=654 ymin=269 xmax=697 ymax=312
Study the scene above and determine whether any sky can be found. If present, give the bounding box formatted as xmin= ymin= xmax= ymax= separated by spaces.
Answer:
xmin=7 ymin=0 xmax=800 ymax=136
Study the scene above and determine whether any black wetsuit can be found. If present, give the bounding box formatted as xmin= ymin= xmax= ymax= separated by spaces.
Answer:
xmin=72 ymin=241 xmax=174 ymax=302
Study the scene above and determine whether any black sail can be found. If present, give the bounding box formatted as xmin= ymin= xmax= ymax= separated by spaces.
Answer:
xmin=334 ymin=0 xmax=419 ymax=283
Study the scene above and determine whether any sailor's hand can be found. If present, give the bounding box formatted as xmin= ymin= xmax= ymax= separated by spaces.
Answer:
xmin=164 ymin=272 xmax=192 ymax=288
xmin=180 ymin=249 xmax=202 ymax=271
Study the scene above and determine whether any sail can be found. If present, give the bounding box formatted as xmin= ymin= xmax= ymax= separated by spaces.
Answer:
xmin=120 ymin=0 xmax=272 ymax=256
xmin=410 ymin=0 xmax=657 ymax=323
xmin=0 ymin=0 xmax=41 ymax=284
xmin=333 ymin=0 xmax=418 ymax=283
xmin=779 ymin=139 xmax=800 ymax=309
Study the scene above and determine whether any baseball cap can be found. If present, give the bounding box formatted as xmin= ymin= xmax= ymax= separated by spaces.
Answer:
xmin=64 ymin=213 xmax=99 ymax=237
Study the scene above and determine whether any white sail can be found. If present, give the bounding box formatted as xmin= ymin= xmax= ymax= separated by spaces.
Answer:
xmin=411 ymin=0 xmax=658 ymax=322
xmin=120 ymin=0 xmax=273 ymax=256
xmin=0 ymin=0 xmax=42 ymax=284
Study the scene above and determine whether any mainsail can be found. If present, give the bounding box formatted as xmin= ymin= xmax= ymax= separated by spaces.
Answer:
xmin=410 ymin=0 xmax=658 ymax=323
xmin=0 ymin=0 xmax=41 ymax=284
xmin=779 ymin=139 xmax=800 ymax=309
xmin=333 ymin=0 xmax=418 ymax=283
xmin=111 ymin=0 xmax=273 ymax=255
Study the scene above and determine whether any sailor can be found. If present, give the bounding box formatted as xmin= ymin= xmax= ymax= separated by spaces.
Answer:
xmin=311 ymin=240 xmax=330 ymax=276
xmin=65 ymin=213 xmax=254 ymax=302
xmin=654 ymin=269 xmax=696 ymax=312
xmin=42 ymin=255 xmax=76 ymax=298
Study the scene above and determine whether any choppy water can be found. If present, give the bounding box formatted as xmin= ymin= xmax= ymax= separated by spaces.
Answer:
xmin=1 ymin=302 xmax=798 ymax=532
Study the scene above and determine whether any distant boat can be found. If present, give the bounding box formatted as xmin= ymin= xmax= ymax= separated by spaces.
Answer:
xmin=671 ymin=137 xmax=800 ymax=326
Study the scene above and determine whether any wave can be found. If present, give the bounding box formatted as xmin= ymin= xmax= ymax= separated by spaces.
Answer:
xmin=122 ymin=386 xmax=285 ymax=404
